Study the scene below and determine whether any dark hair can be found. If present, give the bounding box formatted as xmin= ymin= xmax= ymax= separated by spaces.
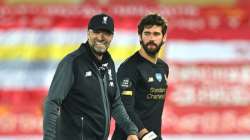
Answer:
xmin=138 ymin=13 xmax=167 ymax=36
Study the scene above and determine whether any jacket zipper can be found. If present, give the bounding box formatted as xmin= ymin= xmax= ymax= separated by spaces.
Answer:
xmin=81 ymin=116 xmax=84 ymax=140
xmin=102 ymin=74 xmax=111 ymax=139
xmin=93 ymin=63 xmax=110 ymax=140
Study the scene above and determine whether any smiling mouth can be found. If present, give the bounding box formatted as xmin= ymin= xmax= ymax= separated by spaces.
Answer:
xmin=95 ymin=42 xmax=106 ymax=46
xmin=95 ymin=44 xmax=106 ymax=49
xmin=147 ymin=44 xmax=157 ymax=48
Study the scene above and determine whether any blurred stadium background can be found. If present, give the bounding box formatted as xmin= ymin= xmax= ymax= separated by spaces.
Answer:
xmin=0 ymin=0 xmax=250 ymax=139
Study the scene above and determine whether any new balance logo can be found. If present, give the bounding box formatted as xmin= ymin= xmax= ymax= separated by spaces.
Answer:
xmin=84 ymin=71 xmax=92 ymax=77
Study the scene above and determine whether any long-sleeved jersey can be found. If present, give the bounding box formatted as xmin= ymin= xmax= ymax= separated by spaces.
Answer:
xmin=112 ymin=51 xmax=169 ymax=140
xmin=43 ymin=42 xmax=138 ymax=140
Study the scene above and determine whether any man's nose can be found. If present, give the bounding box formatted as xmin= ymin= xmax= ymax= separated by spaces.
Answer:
xmin=96 ymin=33 xmax=106 ymax=41
xmin=148 ymin=34 xmax=156 ymax=41
xmin=148 ymin=40 xmax=155 ymax=44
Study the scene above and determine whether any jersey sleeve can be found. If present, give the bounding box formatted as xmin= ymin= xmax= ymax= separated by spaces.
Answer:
xmin=110 ymin=60 xmax=138 ymax=135
xmin=117 ymin=64 xmax=145 ymax=131
xmin=43 ymin=58 xmax=74 ymax=140
xmin=111 ymin=84 xmax=138 ymax=135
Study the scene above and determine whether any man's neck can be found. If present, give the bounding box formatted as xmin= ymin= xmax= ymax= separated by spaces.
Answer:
xmin=139 ymin=48 xmax=158 ymax=64
xmin=94 ymin=53 xmax=103 ymax=61
xmin=86 ymin=42 xmax=104 ymax=62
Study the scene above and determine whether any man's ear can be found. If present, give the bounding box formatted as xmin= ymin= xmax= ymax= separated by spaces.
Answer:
xmin=87 ymin=30 xmax=91 ymax=39
xmin=163 ymin=34 xmax=167 ymax=42
xmin=139 ymin=34 xmax=142 ymax=42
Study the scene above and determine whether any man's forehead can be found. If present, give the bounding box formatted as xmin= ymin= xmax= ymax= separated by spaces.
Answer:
xmin=143 ymin=25 xmax=162 ymax=30
xmin=89 ymin=29 xmax=113 ymax=34
xmin=143 ymin=26 xmax=162 ymax=33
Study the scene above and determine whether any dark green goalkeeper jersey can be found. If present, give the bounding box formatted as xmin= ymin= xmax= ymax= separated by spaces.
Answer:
xmin=112 ymin=51 xmax=169 ymax=140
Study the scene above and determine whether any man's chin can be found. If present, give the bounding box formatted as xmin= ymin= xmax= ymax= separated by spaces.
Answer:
xmin=144 ymin=48 xmax=160 ymax=56
xmin=94 ymin=49 xmax=107 ymax=55
xmin=146 ymin=51 xmax=157 ymax=56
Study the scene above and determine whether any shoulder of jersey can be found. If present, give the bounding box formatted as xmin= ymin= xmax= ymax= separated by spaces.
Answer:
xmin=120 ymin=52 xmax=141 ymax=68
xmin=61 ymin=47 xmax=83 ymax=63
xmin=158 ymin=58 xmax=169 ymax=67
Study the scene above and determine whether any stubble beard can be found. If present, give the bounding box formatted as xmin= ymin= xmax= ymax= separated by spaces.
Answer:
xmin=91 ymin=42 xmax=109 ymax=56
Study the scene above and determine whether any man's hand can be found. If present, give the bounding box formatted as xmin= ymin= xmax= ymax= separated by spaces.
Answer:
xmin=138 ymin=128 xmax=149 ymax=138
xmin=138 ymin=128 xmax=157 ymax=140
xmin=141 ymin=131 xmax=157 ymax=140
xmin=127 ymin=134 xmax=139 ymax=140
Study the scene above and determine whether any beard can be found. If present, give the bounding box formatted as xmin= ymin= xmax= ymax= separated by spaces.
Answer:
xmin=140 ymin=40 xmax=164 ymax=57
xmin=90 ymin=42 xmax=109 ymax=56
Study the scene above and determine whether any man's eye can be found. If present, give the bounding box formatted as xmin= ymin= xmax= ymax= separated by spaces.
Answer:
xmin=154 ymin=32 xmax=161 ymax=36
xmin=103 ymin=31 xmax=112 ymax=36
xmin=93 ymin=30 xmax=112 ymax=36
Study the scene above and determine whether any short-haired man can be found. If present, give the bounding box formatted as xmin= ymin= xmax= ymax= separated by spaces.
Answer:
xmin=112 ymin=13 xmax=169 ymax=140
xmin=43 ymin=13 xmax=138 ymax=140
